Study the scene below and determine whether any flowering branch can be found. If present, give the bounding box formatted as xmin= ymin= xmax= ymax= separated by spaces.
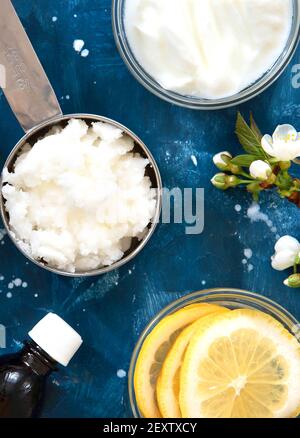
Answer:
xmin=211 ymin=113 xmax=300 ymax=206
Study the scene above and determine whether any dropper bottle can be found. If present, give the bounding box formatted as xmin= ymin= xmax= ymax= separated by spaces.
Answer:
xmin=0 ymin=313 xmax=82 ymax=418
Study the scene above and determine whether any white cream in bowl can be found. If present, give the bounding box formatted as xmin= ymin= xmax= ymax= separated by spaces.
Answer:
xmin=2 ymin=119 xmax=156 ymax=273
xmin=124 ymin=0 xmax=293 ymax=99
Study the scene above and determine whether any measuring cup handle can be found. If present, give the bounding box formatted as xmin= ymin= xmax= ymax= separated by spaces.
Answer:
xmin=0 ymin=0 xmax=62 ymax=132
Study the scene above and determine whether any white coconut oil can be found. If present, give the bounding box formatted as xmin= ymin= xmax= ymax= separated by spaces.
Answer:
xmin=2 ymin=119 xmax=156 ymax=273
xmin=124 ymin=0 xmax=293 ymax=99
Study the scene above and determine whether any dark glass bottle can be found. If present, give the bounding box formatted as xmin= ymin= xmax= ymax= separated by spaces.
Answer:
xmin=0 ymin=312 xmax=82 ymax=418
xmin=0 ymin=340 xmax=57 ymax=418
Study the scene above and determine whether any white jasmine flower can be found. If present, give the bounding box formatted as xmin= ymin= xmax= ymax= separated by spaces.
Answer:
xmin=261 ymin=124 xmax=300 ymax=161
xmin=249 ymin=160 xmax=271 ymax=181
xmin=271 ymin=235 xmax=300 ymax=271
xmin=213 ymin=151 xmax=232 ymax=170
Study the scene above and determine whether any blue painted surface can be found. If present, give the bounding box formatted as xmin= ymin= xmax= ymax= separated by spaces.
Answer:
xmin=0 ymin=0 xmax=300 ymax=418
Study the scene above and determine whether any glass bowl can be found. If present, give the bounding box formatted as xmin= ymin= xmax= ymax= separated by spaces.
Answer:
xmin=112 ymin=0 xmax=300 ymax=110
xmin=128 ymin=288 xmax=300 ymax=418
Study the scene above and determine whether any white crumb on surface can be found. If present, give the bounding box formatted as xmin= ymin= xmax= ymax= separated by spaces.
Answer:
xmin=117 ymin=369 xmax=127 ymax=378
xmin=81 ymin=49 xmax=90 ymax=57
xmin=234 ymin=204 xmax=242 ymax=212
xmin=191 ymin=155 xmax=198 ymax=166
xmin=244 ymin=248 xmax=253 ymax=259
xmin=73 ymin=39 xmax=85 ymax=52
xmin=6 ymin=278 xmax=28 ymax=291
xmin=247 ymin=203 xmax=270 ymax=225
xmin=13 ymin=278 xmax=22 ymax=287
xmin=247 ymin=202 xmax=278 ymax=236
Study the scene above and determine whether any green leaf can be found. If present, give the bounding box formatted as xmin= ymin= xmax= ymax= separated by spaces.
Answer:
xmin=231 ymin=154 xmax=259 ymax=167
xmin=235 ymin=112 xmax=263 ymax=156
xmin=250 ymin=113 xmax=263 ymax=141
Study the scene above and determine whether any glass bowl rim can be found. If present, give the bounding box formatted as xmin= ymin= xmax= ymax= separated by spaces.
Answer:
xmin=112 ymin=0 xmax=300 ymax=110
xmin=128 ymin=287 xmax=300 ymax=418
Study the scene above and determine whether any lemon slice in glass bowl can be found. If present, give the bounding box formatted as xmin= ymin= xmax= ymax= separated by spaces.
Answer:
xmin=134 ymin=303 xmax=227 ymax=418
xmin=180 ymin=309 xmax=300 ymax=418
xmin=157 ymin=309 xmax=229 ymax=418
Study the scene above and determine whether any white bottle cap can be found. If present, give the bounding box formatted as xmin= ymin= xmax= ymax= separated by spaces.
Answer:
xmin=28 ymin=313 xmax=83 ymax=366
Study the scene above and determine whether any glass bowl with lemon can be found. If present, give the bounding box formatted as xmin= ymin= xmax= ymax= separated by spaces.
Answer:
xmin=129 ymin=288 xmax=300 ymax=418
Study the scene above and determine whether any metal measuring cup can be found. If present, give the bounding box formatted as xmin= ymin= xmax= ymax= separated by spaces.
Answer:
xmin=0 ymin=0 xmax=162 ymax=277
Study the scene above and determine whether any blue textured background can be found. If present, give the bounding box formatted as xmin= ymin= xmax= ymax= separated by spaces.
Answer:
xmin=0 ymin=0 xmax=300 ymax=418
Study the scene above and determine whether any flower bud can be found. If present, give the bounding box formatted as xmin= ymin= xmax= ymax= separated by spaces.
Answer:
xmin=284 ymin=274 xmax=300 ymax=288
xmin=211 ymin=173 xmax=228 ymax=190
xmin=211 ymin=173 xmax=242 ymax=191
xmin=229 ymin=163 xmax=242 ymax=175
xmin=227 ymin=175 xmax=240 ymax=187
xmin=213 ymin=152 xmax=232 ymax=171
xmin=249 ymin=160 xmax=272 ymax=181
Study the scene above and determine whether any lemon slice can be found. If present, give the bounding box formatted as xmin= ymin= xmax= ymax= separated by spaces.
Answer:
xmin=180 ymin=309 xmax=300 ymax=418
xmin=157 ymin=308 xmax=229 ymax=418
xmin=134 ymin=303 xmax=227 ymax=418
